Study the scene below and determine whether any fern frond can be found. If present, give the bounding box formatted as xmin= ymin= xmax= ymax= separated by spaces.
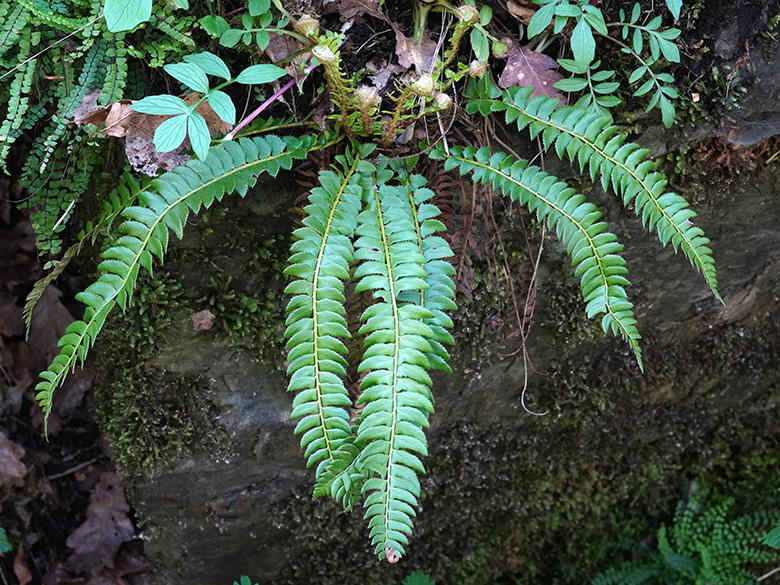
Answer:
xmin=353 ymin=180 xmax=436 ymax=561
xmin=433 ymin=144 xmax=642 ymax=368
xmin=312 ymin=441 xmax=366 ymax=510
xmin=393 ymin=164 xmax=457 ymax=374
xmin=35 ymin=135 xmax=318 ymax=432
xmin=467 ymin=84 xmax=720 ymax=302
xmin=99 ymin=31 xmax=127 ymax=105
xmin=23 ymin=173 xmax=145 ymax=336
xmin=283 ymin=148 xmax=368 ymax=477
xmin=0 ymin=4 xmax=29 ymax=57
xmin=24 ymin=40 xmax=105 ymax=177
xmin=0 ymin=29 xmax=37 ymax=171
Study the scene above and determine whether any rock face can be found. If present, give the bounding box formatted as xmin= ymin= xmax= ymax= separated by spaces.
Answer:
xmin=96 ymin=21 xmax=780 ymax=585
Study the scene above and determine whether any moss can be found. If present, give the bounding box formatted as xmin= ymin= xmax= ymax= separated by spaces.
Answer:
xmin=269 ymin=313 xmax=780 ymax=585
xmin=93 ymin=189 xmax=296 ymax=473
xmin=94 ymin=269 xmax=224 ymax=474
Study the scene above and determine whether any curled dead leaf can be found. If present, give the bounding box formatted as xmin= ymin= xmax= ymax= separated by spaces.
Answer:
xmin=66 ymin=472 xmax=134 ymax=575
xmin=394 ymin=27 xmax=438 ymax=73
xmin=74 ymin=93 xmax=233 ymax=176
xmin=507 ymin=0 xmax=536 ymax=25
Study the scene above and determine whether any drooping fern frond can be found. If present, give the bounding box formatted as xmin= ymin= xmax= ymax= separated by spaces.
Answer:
xmin=432 ymin=144 xmax=642 ymax=368
xmin=352 ymin=178 xmax=439 ymax=561
xmin=34 ymin=135 xmax=321 ymax=431
xmin=393 ymin=163 xmax=457 ymax=374
xmin=467 ymin=82 xmax=720 ymax=302
xmin=23 ymin=173 xmax=147 ymax=336
xmin=283 ymin=146 xmax=369 ymax=477
xmin=0 ymin=3 xmax=29 ymax=57
xmin=99 ymin=31 xmax=128 ymax=105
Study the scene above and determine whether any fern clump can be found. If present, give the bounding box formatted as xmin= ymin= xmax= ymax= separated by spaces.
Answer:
xmin=592 ymin=494 xmax=780 ymax=585
xmin=15 ymin=0 xmax=725 ymax=563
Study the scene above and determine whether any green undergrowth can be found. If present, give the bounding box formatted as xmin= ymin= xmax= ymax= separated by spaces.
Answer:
xmin=270 ymin=314 xmax=780 ymax=585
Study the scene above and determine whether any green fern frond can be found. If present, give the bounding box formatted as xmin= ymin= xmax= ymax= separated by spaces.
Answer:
xmin=433 ymin=144 xmax=642 ymax=368
xmin=353 ymin=179 xmax=437 ymax=561
xmin=23 ymin=173 xmax=146 ymax=336
xmin=0 ymin=4 xmax=29 ymax=57
xmin=35 ymin=135 xmax=319 ymax=432
xmin=312 ymin=441 xmax=366 ymax=510
xmin=467 ymin=84 xmax=720 ymax=302
xmin=0 ymin=29 xmax=37 ymax=172
xmin=24 ymin=40 xmax=105 ymax=177
xmin=393 ymin=164 xmax=457 ymax=374
xmin=283 ymin=147 xmax=368 ymax=477
xmin=0 ymin=526 xmax=10 ymax=555
xmin=99 ymin=31 xmax=128 ymax=105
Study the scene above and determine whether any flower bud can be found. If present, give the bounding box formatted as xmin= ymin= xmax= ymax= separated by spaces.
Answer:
xmin=312 ymin=44 xmax=337 ymax=65
xmin=468 ymin=60 xmax=488 ymax=78
xmin=294 ymin=14 xmax=320 ymax=37
xmin=410 ymin=73 xmax=434 ymax=97
xmin=456 ymin=4 xmax=479 ymax=25
xmin=354 ymin=85 xmax=380 ymax=109
xmin=432 ymin=92 xmax=453 ymax=110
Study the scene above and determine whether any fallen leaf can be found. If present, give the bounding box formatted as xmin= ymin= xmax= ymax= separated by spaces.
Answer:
xmin=263 ymin=32 xmax=309 ymax=77
xmin=72 ymin=90 xmax=103 ymax=125
xmin=367 ymin=58 xmax=402 ymax=91
xmin=75 ymin=93 xmax=233 ymax=176
xmin=498 ymin=41 xmax=566 ymax=103
xmin=394 ymin=27 xmax=438 ymax=73
xmin=0 ymin=431 xmax=28 ymax=488
xmin=507 ymin=0 xmax=536 ymax=24
xmin=322 ymin=0 xmax=383 ymax=21
xmin=190 ymin=309 xmax=215 ymax=331
xmin=14 ymin=543 xmax=32 ymax=585
xmin=66 ymin=472 xmax=134 ymax=575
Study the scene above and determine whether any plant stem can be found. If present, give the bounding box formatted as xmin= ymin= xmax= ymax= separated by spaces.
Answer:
xmin=224 ymin=65 xmax=316 ymax=140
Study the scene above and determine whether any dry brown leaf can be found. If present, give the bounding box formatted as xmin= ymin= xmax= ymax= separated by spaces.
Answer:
xmin=366 ymin=58 xmax=402 ymax=91
xmin=14 ymin=543 xmax=33 ymax=585
xmin=263 ymin=32 xmax=309 ymax=77
xmin=394 ymin=28 xmax=438 ymax=73
xmin=322 ymin=0 xmax=383 ymax=21
xmin=507 ymin=0 xmax=536 ymax=24
xmin=66 ymin=472 xmax=134 ymax=575
xmin=72 ymin=90 xmax=103 ymax=126
xmin=498 ymin=42 xmax=566 ymax=103
xmin=0 ymin=431 xmax=27 ymax=488
xmin=75 ymin=93 xmax=232 ymax=176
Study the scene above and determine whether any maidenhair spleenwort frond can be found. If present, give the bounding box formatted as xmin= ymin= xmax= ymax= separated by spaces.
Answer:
xmin=467 ymin=83 xmax=720 ymax=302
xmin=353 ymin=179 xmax=438 ymax=561
xmin=23 ymin=173 xmax=147 ymax=336
xmin=283 ymin=146 xmax=370 ymax=477
xmin=35 ymin=135 xmax=322 ymax=432
xmin=432 ymin=144 xmax=642 ymax=369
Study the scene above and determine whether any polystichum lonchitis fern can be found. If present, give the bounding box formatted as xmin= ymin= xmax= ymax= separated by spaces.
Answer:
xmin=23 ymin=0 xmax=723 ymax=564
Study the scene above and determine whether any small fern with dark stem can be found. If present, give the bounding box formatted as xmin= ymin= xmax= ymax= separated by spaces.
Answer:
xmin=12 ymin=0 xmax=725 ymax=562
